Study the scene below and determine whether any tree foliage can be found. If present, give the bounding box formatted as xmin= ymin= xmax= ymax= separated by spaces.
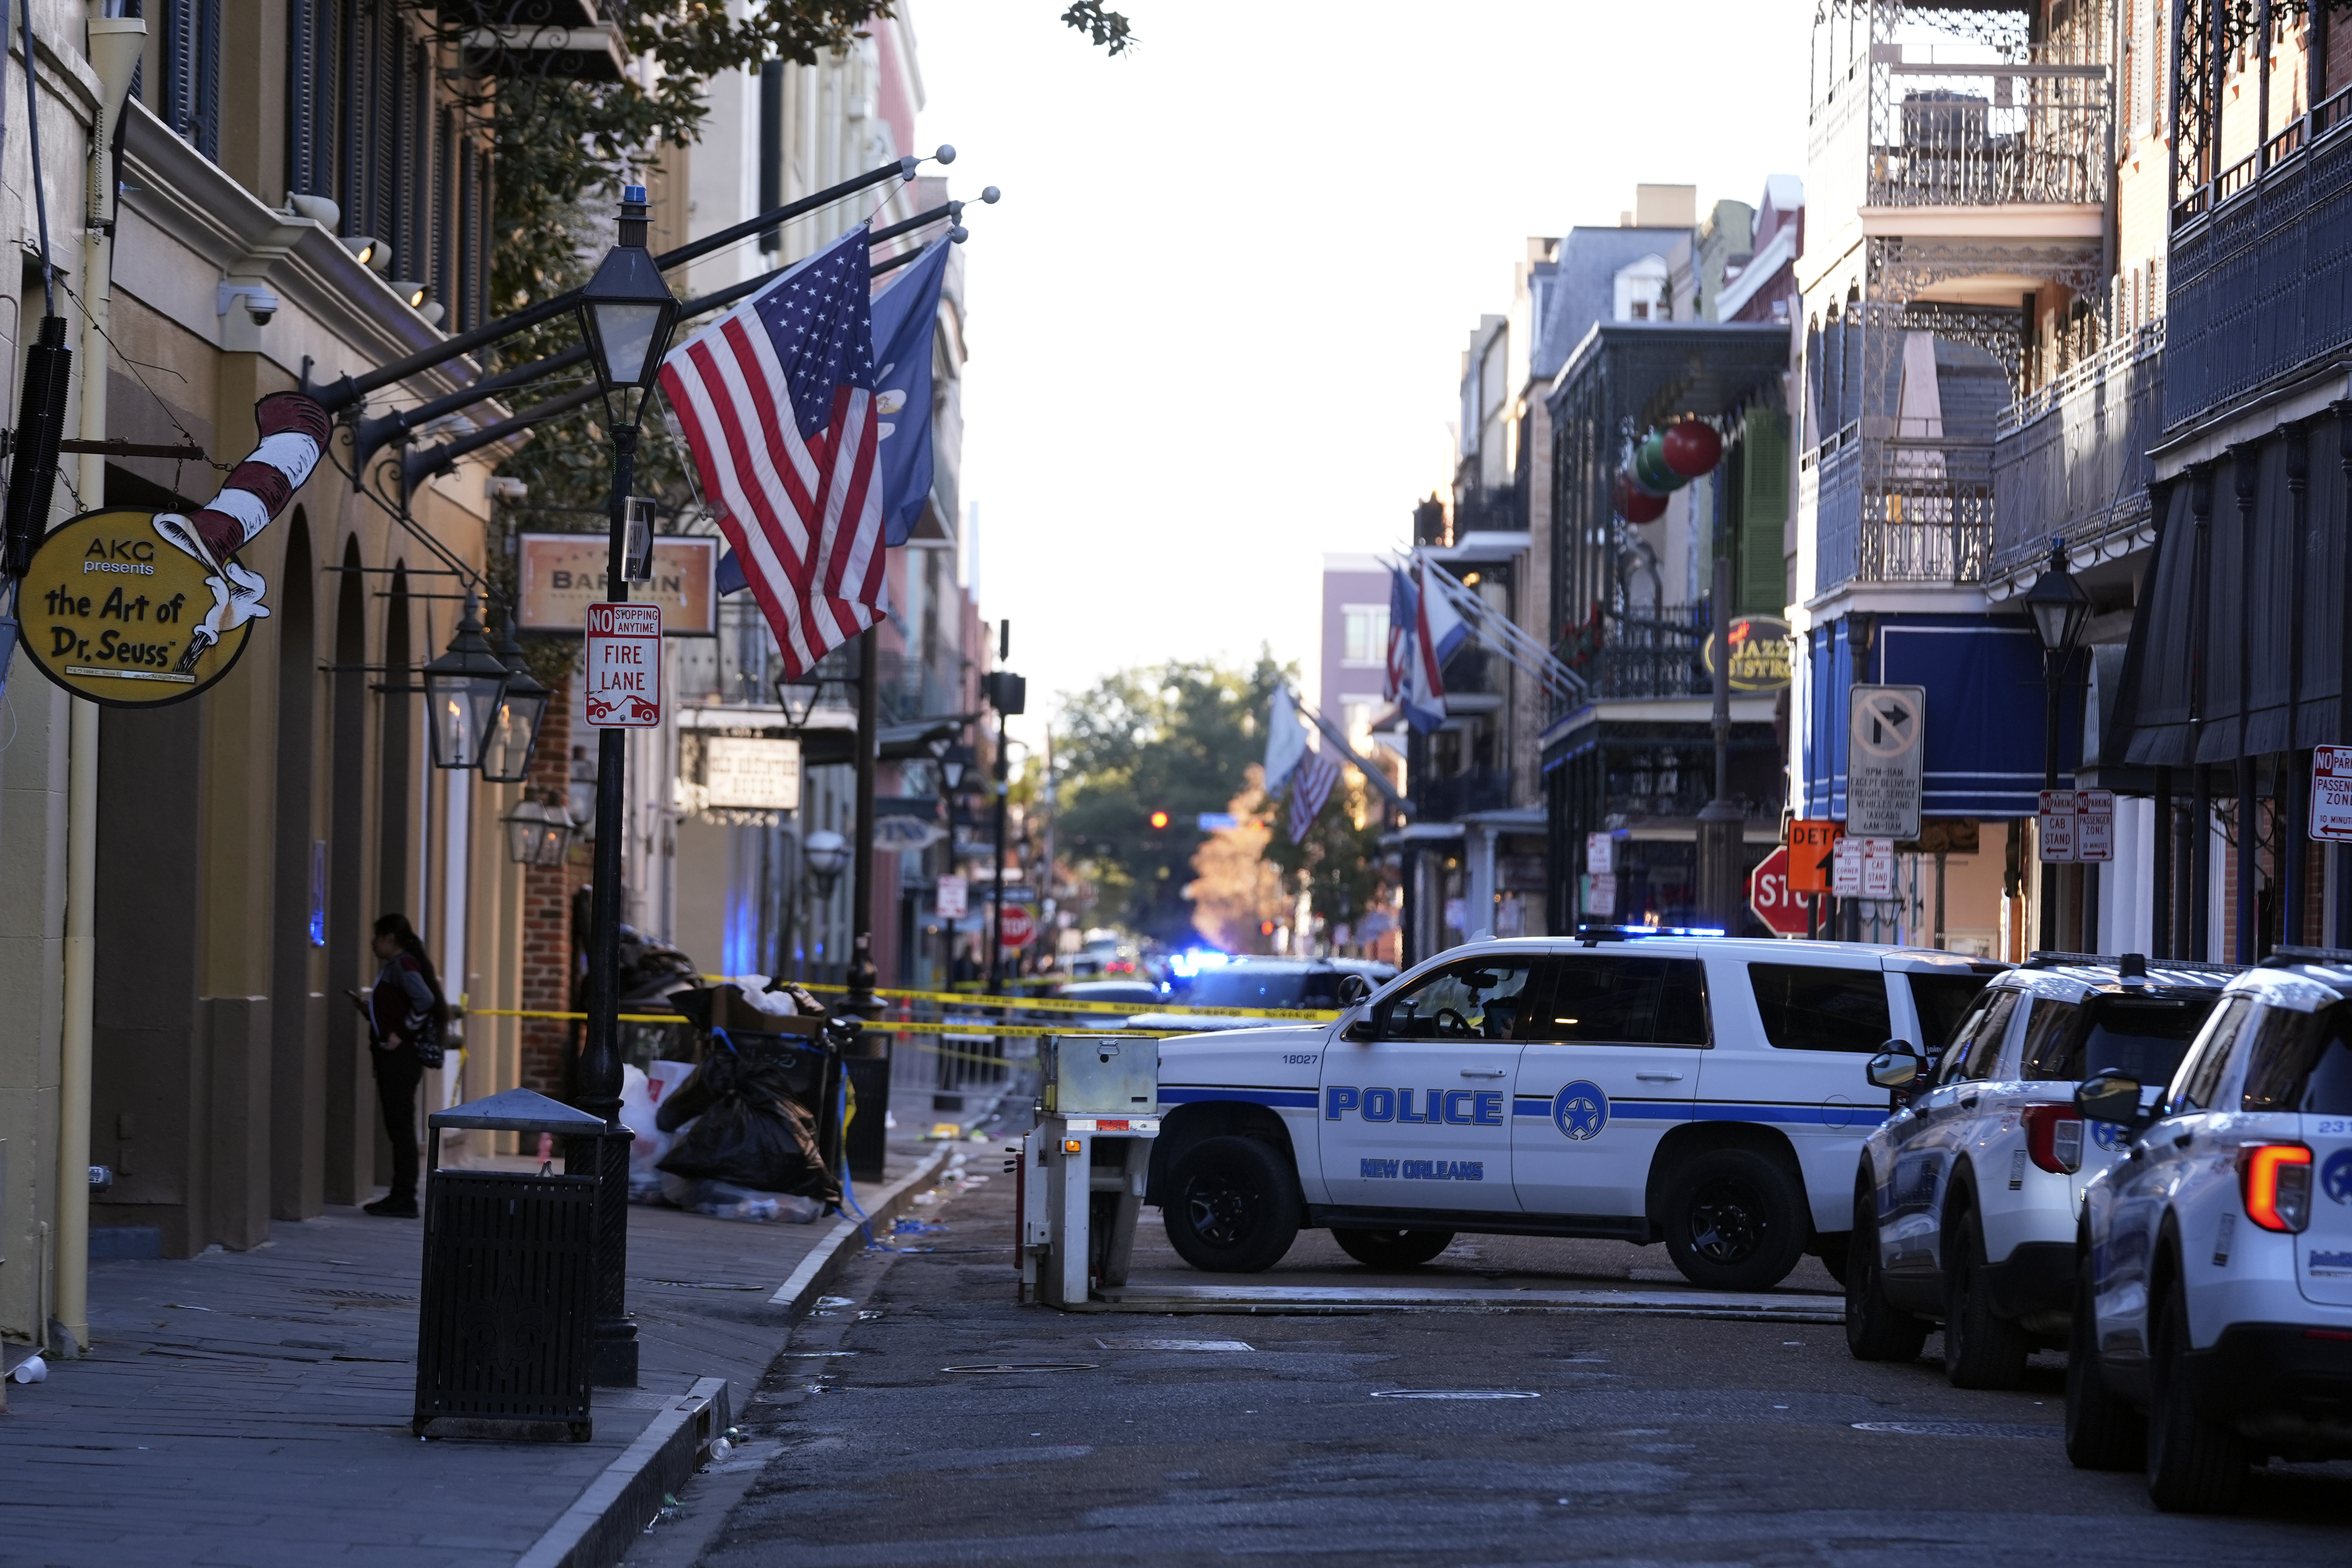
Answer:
xmin=1263 ymin=777 xmax=1385 ymax=935
xmin=1055 ymin=654 xmax=1286 ymax=945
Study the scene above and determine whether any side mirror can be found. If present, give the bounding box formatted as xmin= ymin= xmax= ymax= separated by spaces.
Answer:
xmin=1866 ymin=1040 xmax=1924 ymax=1091
xmin=1340 ymin=1016 xmax=1377 ymax=1043
xmin=1336 ymin=973 xmax=1373 ymax=1007
xmin=2074 ymin=1071 xmax=2145 ymax=1126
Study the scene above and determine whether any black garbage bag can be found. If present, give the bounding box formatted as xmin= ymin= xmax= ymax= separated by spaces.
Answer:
xmin=655 ymin=1041 xmax=839 ymax=1205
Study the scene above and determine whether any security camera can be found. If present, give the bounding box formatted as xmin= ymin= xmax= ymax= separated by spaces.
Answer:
xmin=218 ymin=282 xmax=280 ymax=326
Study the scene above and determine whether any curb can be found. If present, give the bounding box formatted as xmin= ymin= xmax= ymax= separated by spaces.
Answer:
xmin=768 ymin=1145 xmax=955 ymax=1309
xmin=515 ymin=1376 xmax=729 ymax=1568
xmin=517 ymin=1148 xmax=955 ymax=1568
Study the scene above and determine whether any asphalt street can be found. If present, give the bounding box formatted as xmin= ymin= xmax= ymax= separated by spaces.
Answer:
xmin=636 ymin=1159 xmax=2352 ymax=1568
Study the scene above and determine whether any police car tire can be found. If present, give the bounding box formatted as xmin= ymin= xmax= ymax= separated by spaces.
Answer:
xmin=1331 ymin=1227 xmax=1455 ymax=1269
xmin=1660 ymin=1148 xmax=1808 ymax=1292
xmin=1161 ymin=1135 xmax=1301 ymax=1274
xmin=2064 ymin=1249 xmax=2145 ymax=1472
xmin=2145 ymin=1273 xmax=2248 ymax=1513
xmin=1846 ymin=1182 xmax=1929 ymax=1363
xmin=1943 ymin=1205 xmax=2031 ymax=1390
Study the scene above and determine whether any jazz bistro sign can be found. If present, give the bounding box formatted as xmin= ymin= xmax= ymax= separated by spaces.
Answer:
xmin=515 ymin=532 xmax=716 ymax=635
xmin=16 ymin=509 xmax=249 ymax=705
xmin=1699 ymin=614 xmax=1791 ymax=692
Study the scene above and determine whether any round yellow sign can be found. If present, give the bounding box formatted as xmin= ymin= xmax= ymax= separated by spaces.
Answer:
xmin=15 ymin=507 xmax=254 ymax=706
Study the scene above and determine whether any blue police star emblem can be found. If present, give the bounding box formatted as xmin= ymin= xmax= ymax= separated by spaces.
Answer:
xmin=1553 ymin=1080 xmax=1608 ymax=1141
xmin=2322 ymin=1149 xmax=2352 ymax=1204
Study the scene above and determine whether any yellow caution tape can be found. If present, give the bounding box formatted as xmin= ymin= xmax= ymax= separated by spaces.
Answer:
xmin=794 ymin=981 xmax=1339 ymax=1022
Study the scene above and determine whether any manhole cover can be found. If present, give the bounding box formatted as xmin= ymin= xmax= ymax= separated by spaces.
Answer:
xmin=1850 ymin=1421 xmax=2057 ymax=1439
xmin=942 ymin=1362 xmax=1098 ymax=1374
xmin=1094 ymin=1338 xmax=1254 ymax=1352
xmin=1371 ymin=1390 xmax=1540 ymax=1400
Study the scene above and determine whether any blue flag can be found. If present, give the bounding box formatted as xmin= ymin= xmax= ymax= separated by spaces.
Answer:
xmin=715 ymin=234 xmax=953 ymax=594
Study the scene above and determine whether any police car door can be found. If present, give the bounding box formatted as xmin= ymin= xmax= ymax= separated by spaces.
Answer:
xmin=1512 ymin=951 xmax=1706 ymax=1219
xmin=1883 ymin=988 xmax=2021 ymax=1282
xmin=1318 ymin=953 xmax=1532 ymax=1211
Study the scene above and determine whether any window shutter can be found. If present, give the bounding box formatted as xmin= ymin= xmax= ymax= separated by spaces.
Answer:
xmin=1739 ymin=410 xmax=1790 ymax=614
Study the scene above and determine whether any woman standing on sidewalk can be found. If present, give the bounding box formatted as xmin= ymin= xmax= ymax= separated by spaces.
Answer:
xmin=349 ymin=913 xmax=446 ymax=1218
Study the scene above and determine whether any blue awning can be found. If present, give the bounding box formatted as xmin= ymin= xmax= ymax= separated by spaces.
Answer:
xmin=1803 ymin=614 xmax=2075 ymax=820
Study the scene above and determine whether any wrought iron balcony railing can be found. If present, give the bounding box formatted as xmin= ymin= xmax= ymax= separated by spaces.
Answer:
xmin=1991 ymin=319 xmax=2163 ymax=579
xmin=1813 ymin=57 xmax=2110 ymax=211
xmin=1810 ymin=431 xmax=1994 ymax=594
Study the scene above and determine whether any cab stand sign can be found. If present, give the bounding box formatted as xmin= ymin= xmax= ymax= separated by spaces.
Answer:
xmin=16 ymin=509 xmax=252 ymax=706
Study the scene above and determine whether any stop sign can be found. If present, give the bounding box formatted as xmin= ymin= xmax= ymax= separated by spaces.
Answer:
xmin=1748 ymin=846 xmax=1809 ymax=937
xmin=995 ymin=902 xmax=1038 ymax=948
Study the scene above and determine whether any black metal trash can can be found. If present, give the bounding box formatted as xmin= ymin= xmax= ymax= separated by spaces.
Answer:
xmin=413 ymin=1088 xmax=610 ymax=1441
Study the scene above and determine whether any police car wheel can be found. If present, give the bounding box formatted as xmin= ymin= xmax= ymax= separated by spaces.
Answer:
xmin=1660 ymin=1149 xmax=1807 ymax=1291
xmin=1161 ymin=1135 xmax=1301 ymax=1274
xmin=1846 ymin=1181 xmax=1929 ymax=1363
xmin=2064 ymin=1248 xmax=2145 ymax=1471
xmin=1942 ymin=1204 xmax=2031 ymax=1390
xmin=2145 ymin=1273 xmax=2248 ymax=1512
xmin=1332 ymin=1227 xmax=1455 ymax=1269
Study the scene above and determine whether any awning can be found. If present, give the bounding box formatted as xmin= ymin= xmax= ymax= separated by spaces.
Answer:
xmin=1802 ymin=615 xmax=2071 ymax=819
xmin=2113 ymin=433 xmax=2347 ymax=767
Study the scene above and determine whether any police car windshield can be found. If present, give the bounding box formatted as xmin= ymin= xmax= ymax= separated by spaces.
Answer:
xmin=1182 ymin=967 xmax=1323 ymax=1009
xmin=2020 ymin=993 xmax=2217 ymax=1083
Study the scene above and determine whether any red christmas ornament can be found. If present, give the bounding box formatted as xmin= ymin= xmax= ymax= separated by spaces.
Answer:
xmin=1661 ymin=419 xmax=1723 ymax=477
xmin=1615 ymin=472 xmax=1668 ymax=523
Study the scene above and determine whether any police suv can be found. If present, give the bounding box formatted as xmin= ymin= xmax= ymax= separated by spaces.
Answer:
xmin=1844 ymin=955 xmax=2232 ymax=1388
xmin=1144 ymin=929 xmax=1999 ymax=1290
xmin=2065 ymin=949 xmax=2352 ymax=1512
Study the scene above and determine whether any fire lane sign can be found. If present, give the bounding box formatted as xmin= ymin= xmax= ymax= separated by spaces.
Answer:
xmin=585 ymin=602 xmax=662 ymax=727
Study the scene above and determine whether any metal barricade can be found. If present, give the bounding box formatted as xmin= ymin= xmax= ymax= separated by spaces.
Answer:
xmin=412 ymin=1088 xmax=608 ymax=1441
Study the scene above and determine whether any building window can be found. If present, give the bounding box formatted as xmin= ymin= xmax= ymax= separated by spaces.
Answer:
xmin=158 ymin=0 xmax=221 ymax=159
xmin=1341 ymin=605 xmax=1389 ymax=666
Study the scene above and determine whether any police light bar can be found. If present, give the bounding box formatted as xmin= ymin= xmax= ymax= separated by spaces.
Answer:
xmin=1574 ymin=922 xmax=1728 ymax=941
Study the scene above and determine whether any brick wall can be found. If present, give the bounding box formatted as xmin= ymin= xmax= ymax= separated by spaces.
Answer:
xmin=519 ymin=671 xmax=583 ymax=1097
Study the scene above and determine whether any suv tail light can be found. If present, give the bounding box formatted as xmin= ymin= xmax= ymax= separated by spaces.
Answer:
xmin=2023 ymin=1103 xmax=2084 ymax=1174
xmin=2240 ymin=1143 xmax=2314 ymax=1233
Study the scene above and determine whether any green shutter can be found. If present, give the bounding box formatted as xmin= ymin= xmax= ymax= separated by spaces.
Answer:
xmin=1738 ymin=409 xmax=1790 ymax=614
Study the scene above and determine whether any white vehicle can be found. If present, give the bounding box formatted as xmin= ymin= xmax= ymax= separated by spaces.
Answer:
xmin=1844 ymin=955 xmax=2232 ymax=1387
xmin=2066 ymin=949 xmax=2352 ymax=1512
xmin=1145 ymin=929 xmax=1999 ymax=1288
xmin=1127 ymin=956 xmax=1396 ymax=1034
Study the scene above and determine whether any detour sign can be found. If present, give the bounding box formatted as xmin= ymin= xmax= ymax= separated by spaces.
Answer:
xmin=15 ymin=508 xmax=250 ymax=706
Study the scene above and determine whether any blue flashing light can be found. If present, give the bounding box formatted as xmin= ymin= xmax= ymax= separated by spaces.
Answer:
xmin=1575 ymin=922 xmax=1726 ymax=941
xmin=1166 ymin=948 xmax=1232 ymax=978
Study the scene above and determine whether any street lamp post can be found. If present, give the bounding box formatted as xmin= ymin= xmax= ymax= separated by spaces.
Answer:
xmin=2021 ymin=539 xmax=2092 ymax=953
xmin=572 ymin=182 xmax=680 ymax=1388
xmin=1694 ymin=555 xmax=1744 ymax=933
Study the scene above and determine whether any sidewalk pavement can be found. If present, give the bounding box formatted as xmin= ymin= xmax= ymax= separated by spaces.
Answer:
xmin=0 ymin=1139 xmax=973 ymax=1568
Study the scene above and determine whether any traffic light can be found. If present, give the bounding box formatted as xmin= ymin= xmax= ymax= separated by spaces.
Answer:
xmin=1147 ymin=809 xmax=1170 ymax=830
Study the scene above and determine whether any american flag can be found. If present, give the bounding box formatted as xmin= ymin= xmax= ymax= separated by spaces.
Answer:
xmin=1287 ymin=751 xmax=1342 ymax=842
xmin=659 ymin=228 xmax=884 ymax=675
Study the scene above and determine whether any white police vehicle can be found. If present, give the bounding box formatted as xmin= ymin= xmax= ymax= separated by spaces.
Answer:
xmin=1844 ymin=954 xmax=2232 ymax=1388
xmin=1144 ymin=928 xmax=1999 ymax=1289
xmin=2065 ymin=947 xmax=2352 ymax=1512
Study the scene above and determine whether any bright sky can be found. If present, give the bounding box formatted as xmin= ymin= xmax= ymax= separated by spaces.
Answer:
xmin=914 ymin=0 xmax=1811 ymax=749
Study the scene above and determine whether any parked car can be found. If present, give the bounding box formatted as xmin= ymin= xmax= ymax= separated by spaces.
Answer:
xmin=1844 ymin=954 xmax=2234 ymax=1388
xmin=2067 ymin=948 xmax=2352 ymax=1511
xmin=1145 ymin=930 xmax=2001 ymax=1287
xmin=1129 ymin=956 xmax=1396 ymax=1033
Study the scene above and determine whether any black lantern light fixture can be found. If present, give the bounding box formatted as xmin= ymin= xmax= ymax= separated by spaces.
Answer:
xmin=803 ymin=828 xmax=851 ymax=898
xmin=939 ymin=742 xmax=970 ymax=791
xmin=2021 ymin=538 xmax=2093 ymax=664
xmin=421 ymin=593 xmax=512 ymax=770
xmin=575 ymin=185 xmax=681 ymax=430
xmin=502 ymin=793 xmax=574 ymax=867
xmin=775 ymin=667 xmax=824 ymax=730
xmin=480 ymin=621 xmax=553 ymax=785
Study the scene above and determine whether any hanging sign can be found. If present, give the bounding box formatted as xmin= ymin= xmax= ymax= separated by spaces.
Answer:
xmin=517 ymin=533 xmax=717 ymax=635
xmin=15 ymin=508 xmax=252 ymax=706
xmin=702 ymin=735 xmax=800 ymax=810
xmin=2314 ymin=747 xmax=2352 ymax=842
xmin=2076 ymin=789 xmax=2115 ymax=862
xmin=584 ymin=602 xmax=662 ymax=727
xmin=1847 ymin=684 xmax=1925 ymax=840
xmin=1701 ymin=615 xmax=1792 ymax=692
